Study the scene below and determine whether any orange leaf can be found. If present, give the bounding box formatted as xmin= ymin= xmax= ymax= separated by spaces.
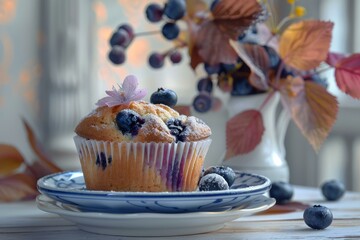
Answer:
xmin=281 ymin=80 xmax=338 ymax=152
xmin=225 ymin=109 xmax=264 ymax=159
xmin=279 ymin=20 xmax=333 ymax=70
xmin=334 ymin=53 xmax=360 ymax=99
xmin=230 ymin=40 xmax=270 ymax=90
xmin=0 ymin=144 xmax=25 ymax=176
xmin=22 ymin=119 xmax=62 ymax=178
xmin=0 ymin=173 xmax=37 ymax=202
xmin=196 ymin=20 xmax=238 ymax=66
xmin=212 ymin=0 xmax=262 ymax=39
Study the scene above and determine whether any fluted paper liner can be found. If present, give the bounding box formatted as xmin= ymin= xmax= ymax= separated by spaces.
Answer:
xmin=73 ymin=136 xmax=212 ymax=192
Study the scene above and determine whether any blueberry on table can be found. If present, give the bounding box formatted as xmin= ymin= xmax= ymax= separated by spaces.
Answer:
xmin=199 ymin=173 xmax=229 ymax=191
xmin=269 ymin=181 xmax=294 ymax=204
xmin=204 ymin=166 xmax=236 ymax=187
xmin=150 ymin=88 xmax=178 ymax=107
xmin=161 ymin=22 xmax=180 ymax=40
xmin=115 ymin=110 xmax=145 ymax=136
xmin=145 ymin=3 xmax=164 ymax=23
xmin=321 ymin=179 xmax=345 ymax=201
xmin=164 ymin=0 xmax=186 ymax=20
xmin=303 ymin=205 xmax=333 ymax=230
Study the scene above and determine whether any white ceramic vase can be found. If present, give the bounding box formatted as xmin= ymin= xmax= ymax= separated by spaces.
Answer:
xmin=223 ymin=92 xmax=290 ymax=182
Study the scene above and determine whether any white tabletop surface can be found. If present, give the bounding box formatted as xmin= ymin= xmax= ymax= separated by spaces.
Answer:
xmin=0 ymin=185 xmax=359 ymax=239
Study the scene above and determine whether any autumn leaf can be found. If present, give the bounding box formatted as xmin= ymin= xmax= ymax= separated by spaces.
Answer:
xmin=225 ymin=109 xmax=264 ymax=159
xmin=280 ymin=80 xmax=338 ymax=152
xmin=196 ymin=20 xmax=238 ymax=66
xmin=334 ymin=53 xmax=360 ymax=99
xmin=0 ymin=173 xmax=38 ymax=202
xmin=326 ymin=52 xmax=346 ymax=67
xmin=22 ymin=119 xmax=62 ymax=177
xmin=279 ymin=20 xmax=333 ymax=71
xmin=212 ymin=0 xmax=263 ymax=39
xmin=230 ymin=40 xmax=269 ymax=90
xmin=187 ymin=0 xmax=263 ymax=69
xmin=0 ymin=144 xmax=25 ymax=176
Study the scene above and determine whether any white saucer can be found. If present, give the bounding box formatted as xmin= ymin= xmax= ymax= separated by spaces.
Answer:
xmin=37 ymin=194 xmax=275 ymax=237
xmin=37 ymin=171 xmax=271 ymax=213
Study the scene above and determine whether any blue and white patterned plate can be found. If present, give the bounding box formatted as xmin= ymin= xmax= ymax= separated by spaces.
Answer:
xmin=37 ymin=194 xmax=275 ymax=236
xmin=37 ymin=171 xmax=271 ymax=213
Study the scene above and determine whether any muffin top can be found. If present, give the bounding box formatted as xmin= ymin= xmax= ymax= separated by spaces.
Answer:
xmin=75 ymin=76 xmax=211 ymax=143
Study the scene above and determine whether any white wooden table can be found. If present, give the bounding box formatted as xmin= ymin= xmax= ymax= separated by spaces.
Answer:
xmin=0 ymin=186 xmax=359 ymax=239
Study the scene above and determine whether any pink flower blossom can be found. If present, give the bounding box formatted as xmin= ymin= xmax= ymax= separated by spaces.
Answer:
xmin=96 ymin=75 xmax=147 ymax=107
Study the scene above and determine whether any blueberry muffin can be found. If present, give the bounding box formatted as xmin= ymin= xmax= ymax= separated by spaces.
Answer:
xmin=74 ymin=100 xmax=212 ymax=192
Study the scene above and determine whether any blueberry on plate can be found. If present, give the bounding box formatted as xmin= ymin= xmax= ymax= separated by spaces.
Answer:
xmin=199 ymin=173 xmax=229 ymax=191
xmin=150 ymin=88 xmax=178 ymax=107
xmin=321 ymin=179 xmax=345 ymax=201
xmin=303 ymin=205 xmax=333 ymax=230
xmin=204 ymin=166 xmax=236 ymax=187
xmin=269 ymin=181 xmax=294 ymax=204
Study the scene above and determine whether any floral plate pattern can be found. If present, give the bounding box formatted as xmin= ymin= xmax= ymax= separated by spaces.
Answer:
xmin=36 ymin=194 xmax=275 ymax=236
xmin=37 ymin=171 xmax=271 ymax=213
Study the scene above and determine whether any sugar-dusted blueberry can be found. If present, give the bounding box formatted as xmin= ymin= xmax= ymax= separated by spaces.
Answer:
xmin=269 ymin=181 xmax=294 ymax=204
xmin=321 ymin=179 xmax=345 ymax=201
xmin=115 ymin=109 xmax=145 ymax=136
xmin=145 ymin=3 xmax=164 ymax=23
xmin=204 ymin=166 xmax=236 ymax=187
xmin=303 ymin=205 xmax=333 ymax=230
xmin=150 ymin=88 xmax=178 ymax=107
xmin=199 ymin=173 xmax=229 ymax=191
xmin=162 ymin=22 xmax=180 ymax=40
xmin=164 ymin=0 xmax=186 ymax=20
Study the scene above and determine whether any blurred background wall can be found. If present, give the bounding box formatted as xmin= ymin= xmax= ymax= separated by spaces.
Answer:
xmin=1 ymin=0 xmax=359 ymax=190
